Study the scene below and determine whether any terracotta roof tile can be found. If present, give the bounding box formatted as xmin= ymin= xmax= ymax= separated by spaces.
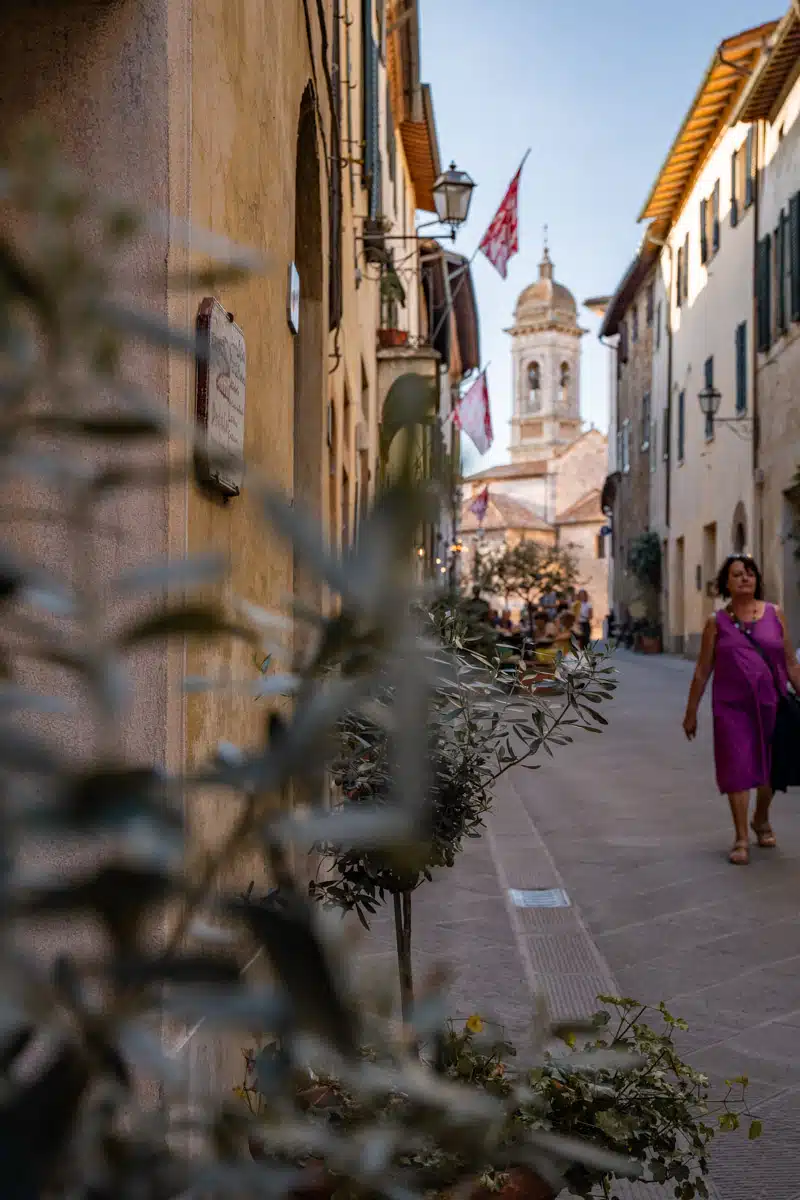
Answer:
xmin=555 ymin=489 xmax=603 ymax=525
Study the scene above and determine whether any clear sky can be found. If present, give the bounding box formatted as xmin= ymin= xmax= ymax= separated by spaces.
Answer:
xmin=418 ymin=0 xmax=779 ymax=475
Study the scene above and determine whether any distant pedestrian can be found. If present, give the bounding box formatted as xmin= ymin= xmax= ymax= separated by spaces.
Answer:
xmin=577 ymin=589 xmax=593 ymax=648
xmin=682 ymin=554 xmax=800 ymax=865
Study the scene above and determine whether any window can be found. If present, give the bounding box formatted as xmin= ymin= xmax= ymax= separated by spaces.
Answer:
xmin=596 ymin=533 xmax=606 ymax=560
xmin=731 ymin=147 xmax=740 ymax=228
xmin=745 ymin=126 xmax=755 ymax=209
xmin=641 ymin=392 xmax=651 ymax=450
xmin=361 ymin=0 xmax=382 ymax=220
xmin=791 ymin=191 xmax=800 ymax=323
xmin=632 ymin=303 xmax=639 ymax=343
xmin=700 ymin=197 xmax=708 ymax=264
xmin=662 ymin=404 xmax=670 ymax=462
xmin=676 ymin=244 xmax=684 ymax=308
xmin=712 ymin=180 xmax=720 ymax=255
xmin=683 ymin=233 xmax=689 ymax=300
xmin=735 ymin=321 xmax=747 ymax=414
xmin=656 ymin=301 xmax=662 ymax=349
xmin=559 ymin=362 xmax=570 ymax=408
xmin=646 ymin=281 xmax=655 ymax=326
xmin=619 ymin=318 xmax=629 ymax=364
xmin=703 ymin=356 xmax=715 ymax=441
xmin=677 ymin=389 xmax=686 ymax=463
xmin=777 ymin=210 xmax=789 ymax=336
xmin=700 ymin=184 xmax=720 ymax=264
xmin=527 ymin=361 xmax=541 ymax=411
xmin=756 ymin=233 xmax=772 ymax=351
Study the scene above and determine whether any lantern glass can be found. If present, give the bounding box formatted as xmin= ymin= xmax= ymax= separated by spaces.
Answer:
xmin=698 ymin=385 xmax=722 ymax=418
xmin=432 ymin=163 xmax=476 ymax=229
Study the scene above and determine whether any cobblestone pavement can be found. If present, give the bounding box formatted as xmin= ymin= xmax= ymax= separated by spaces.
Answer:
xmin=357 ymin=650 xmax=800 ymax=1200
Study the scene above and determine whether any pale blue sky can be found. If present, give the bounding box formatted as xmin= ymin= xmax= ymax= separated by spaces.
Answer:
xmin=419 ymin=0 xmax=779 ymax=473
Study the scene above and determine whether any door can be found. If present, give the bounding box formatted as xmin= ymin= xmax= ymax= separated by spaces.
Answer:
xmin=674 ymin=537 xmax=685 ymax=654
xmin=702 ymin=522 xmax=717 ymax=624
xmin=783 ymin=492 xmax=800 ymax=646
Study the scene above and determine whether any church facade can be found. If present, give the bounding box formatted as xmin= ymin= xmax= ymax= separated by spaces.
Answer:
xmin=460 ymin=244 xmax=609 ymax=632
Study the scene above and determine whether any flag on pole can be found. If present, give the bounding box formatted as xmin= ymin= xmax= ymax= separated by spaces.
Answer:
xmin=469 ymin=486 xmax=489 ymax=525
xmin=478 ymin=152 xmax=529 ymax=279
xmin=454 ymin=370 xmax=493 ymax=455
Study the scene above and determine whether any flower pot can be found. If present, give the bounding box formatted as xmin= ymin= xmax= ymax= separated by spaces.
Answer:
xmin=639 ymin=635 xmax=662 ymax=655
xmin=378 ymin=328 xmax=409 ymax=349
xmin=471 ymin=1167 xmax=556 ymax=1200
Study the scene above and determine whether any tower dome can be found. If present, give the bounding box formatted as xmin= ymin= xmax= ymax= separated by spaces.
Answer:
xmin=514 ymin=243 xmax=577 ymax=329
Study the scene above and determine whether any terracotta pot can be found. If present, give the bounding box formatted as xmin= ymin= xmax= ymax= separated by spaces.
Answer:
xmin=639 ymin=635 xmax=662 ymax=655
xmin=471 ymin=1167 xmax=556 ymax=1200
xmin=247 ymin=1146 xmax=336 ymax=1200
xmin=378 ymin=328 xmax=409 ymax=348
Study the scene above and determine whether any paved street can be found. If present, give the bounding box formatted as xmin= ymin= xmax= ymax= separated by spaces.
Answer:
xmin=359 ymin=650 xmax=800 ymax=1199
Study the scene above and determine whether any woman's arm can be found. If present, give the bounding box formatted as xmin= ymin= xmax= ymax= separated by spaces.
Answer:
xmin=683 ymin=616 xmax=717 ymax=739
xmin=776 ymin=607 xmax=800 ymax=693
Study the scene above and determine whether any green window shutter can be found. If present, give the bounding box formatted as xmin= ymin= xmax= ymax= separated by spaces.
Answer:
xmin=703 ymin=356 xmax=714 ymax=440
xmin=745 ymin=127 xmax=755 ymax=208
xmin=712 ymin=180 xmax=720 ymax=253
xmin=678 ymin=389 xmax=685 ymax=462
xmin=790 ymin=191 xmax=800 ymax=322
xmin=776 ymin=219 xmax=787 ymax=335
xmin=756 ymin=234 xmax=772 ymax=352
xmin=683 ymin=233 xmax=689 ymax=299
xmin=735 ymin=321 xmax=747 ymax=414
xmin=361 ymin=0 xmax=381 ymax=219
xmin=700 ymin=198 xmax=708 ymax=263
xmin=731 ymin=149 xmax=739 ymax=227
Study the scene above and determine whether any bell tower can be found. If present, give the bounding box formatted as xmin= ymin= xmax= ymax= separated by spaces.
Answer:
xmin=508 ymin=233 xmax=584 ymax=464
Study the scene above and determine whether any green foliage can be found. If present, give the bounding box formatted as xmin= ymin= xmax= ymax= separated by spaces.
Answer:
xmin=240 ymin=998 xmax=760 ymax=1200
xmin=0 ymin=134 xmax=636 ymax=1199
xmin=478 ymin=541 xmax=578 ymax=630
xmin=526 ymin=996 xmax=761 ymax=1199
xmin=628 ymin=532 xmax=662 ymax=591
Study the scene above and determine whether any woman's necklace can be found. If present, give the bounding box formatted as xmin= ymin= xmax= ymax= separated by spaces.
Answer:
xmin=731 ymin=600 xmax=760 ymax=625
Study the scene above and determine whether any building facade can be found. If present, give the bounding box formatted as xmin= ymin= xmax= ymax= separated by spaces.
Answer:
xmin=599 ymin=250 xmax=659 ymax=628
xmin=636 ymin=21 xmax=775 ymax=655
xmin=737 ymin=7 xmax=800 ymax=643
xmin=0 ymin=0 xmax=479 ymax=1091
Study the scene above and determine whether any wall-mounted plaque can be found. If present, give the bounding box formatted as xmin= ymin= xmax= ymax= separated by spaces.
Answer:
xmin=287 ymin=262 xmax=300 ymax=335
xmin=195 ymin=298 xmax=246 ymax=498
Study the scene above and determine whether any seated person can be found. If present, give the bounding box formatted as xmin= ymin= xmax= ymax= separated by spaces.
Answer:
xmin=533 ymin=609 xmax=558 ymax=667
xmin=554 ymin=610 xmax=576 ymax=656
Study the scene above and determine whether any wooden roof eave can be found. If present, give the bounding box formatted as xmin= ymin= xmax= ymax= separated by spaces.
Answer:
xmin=638 ymin=21 xmax=777 ymax=226
xmin=737 ymin=9 xmax=800 ymax=122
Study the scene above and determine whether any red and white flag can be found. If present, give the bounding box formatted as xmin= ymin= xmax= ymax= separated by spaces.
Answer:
xmin=469 ymin=486 xmax=489 ymax=524
xmin=454 ymin=370 xmax=493 ymax=455
xmin=478 ymin=153 xmax=529 ymax=280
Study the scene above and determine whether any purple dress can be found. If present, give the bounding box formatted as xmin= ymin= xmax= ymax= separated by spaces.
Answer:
xmin=712 ymin=605 xmax=788 ymax=794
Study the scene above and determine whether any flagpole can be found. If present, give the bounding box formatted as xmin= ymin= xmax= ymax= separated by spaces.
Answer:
xmin=429 ymin=149 xmax=531 ymax=347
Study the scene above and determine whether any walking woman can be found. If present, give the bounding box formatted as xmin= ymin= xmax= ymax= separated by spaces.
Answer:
xmin=683 ymin=555 xmax=800 ymax=864
xmin=577 ymin=589 xmax=593 ymax=649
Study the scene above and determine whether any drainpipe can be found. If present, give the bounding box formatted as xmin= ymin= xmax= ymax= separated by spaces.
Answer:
xmin=752 ymin=119 xmax=763 ymax=565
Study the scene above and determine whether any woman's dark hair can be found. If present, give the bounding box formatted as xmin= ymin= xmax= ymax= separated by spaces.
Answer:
xmin=716 ymin=554 xmax=764 ymax=600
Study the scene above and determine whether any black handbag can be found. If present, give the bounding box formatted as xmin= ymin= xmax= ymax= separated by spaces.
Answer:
xmin=729 ymin=612 xmax=800 ymax=793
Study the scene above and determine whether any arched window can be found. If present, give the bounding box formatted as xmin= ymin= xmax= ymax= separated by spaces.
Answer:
xmin=527 ymin=361 xmax=541 ymax=411
xmin=731 ymin=502 xmax=747 ymax=554
xmin=559 ymin=362 xmax=570 ymax=408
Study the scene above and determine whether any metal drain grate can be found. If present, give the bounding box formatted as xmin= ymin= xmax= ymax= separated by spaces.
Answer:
xmin=508 ymin=887 xmax=571 ymax=908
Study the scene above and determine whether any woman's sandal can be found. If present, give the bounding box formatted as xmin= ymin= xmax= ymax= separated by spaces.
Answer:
xmin=751 ymin=821 xmax=777 ymax=849
xmin=729 ymin=840 xmax=750 ymax=865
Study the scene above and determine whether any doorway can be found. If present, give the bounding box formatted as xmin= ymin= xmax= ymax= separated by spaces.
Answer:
xmin=293 ymin=83 xmax=324 ymax=612
xmin=674 ymin=536 xmax=685 ymax=654
xmin=783 ymin=490 xmax=800 ymax=646
xmin=702 ymin=522 xmax=717 ymax=623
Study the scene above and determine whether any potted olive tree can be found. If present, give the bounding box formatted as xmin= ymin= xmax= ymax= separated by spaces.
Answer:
xmin=378 ymin=265 xmax=408 ymax=348
xmin=627 ymin=532 xmax=663 ymax=654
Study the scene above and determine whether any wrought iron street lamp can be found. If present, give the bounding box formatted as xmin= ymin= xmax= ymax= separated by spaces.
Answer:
xmin=697 ymin=385 xmax=754 ymax=438
xmin=432 ymin=163 xmax=476 ymax=236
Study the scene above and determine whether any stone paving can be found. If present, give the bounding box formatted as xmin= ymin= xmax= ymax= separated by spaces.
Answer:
xmin=357 ymin=650 xmax=800 ymax=1199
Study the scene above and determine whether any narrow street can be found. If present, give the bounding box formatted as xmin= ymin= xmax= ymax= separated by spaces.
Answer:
xmin=361 ymin=651 xmax=800 ymax=1200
